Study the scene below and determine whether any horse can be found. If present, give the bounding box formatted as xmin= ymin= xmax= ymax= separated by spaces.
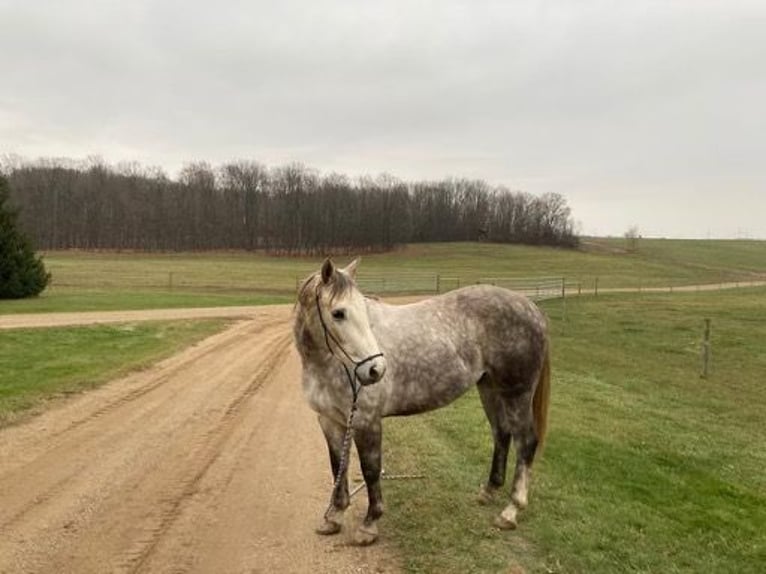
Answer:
xmin=292 ymin=258 xmax=551 ymax=545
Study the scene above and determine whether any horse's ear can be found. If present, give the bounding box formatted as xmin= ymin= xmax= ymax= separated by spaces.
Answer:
xmin=321 ymin=258 xmax=335 ymax=284
xmin=343 ymin=257 xmax=360 ymax=279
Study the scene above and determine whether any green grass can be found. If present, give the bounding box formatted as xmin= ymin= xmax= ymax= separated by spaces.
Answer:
xmin=9 ymin=239 xmax=762 ymax=314
xmin=586 ymin=237 xmax=766 ymax=277
xmin=0 ymin=287 xmax=291 ymax=315
xmin=0 ymin=319 xmax=230 ymax=425
xmin=364 ymin=241 xmax=766 ymax=288
xmin=382 ymin=287 xmax=766 ymax=573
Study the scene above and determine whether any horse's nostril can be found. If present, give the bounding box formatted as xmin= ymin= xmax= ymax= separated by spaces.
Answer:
xmin=369 ymin=366 xmax=379 ymax=380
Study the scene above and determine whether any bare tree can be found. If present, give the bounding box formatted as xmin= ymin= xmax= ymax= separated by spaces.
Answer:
xmin=6 ymin=157 xmax=579 ymax=253
xmin=624 ymin=225 xmax=641 ymax=252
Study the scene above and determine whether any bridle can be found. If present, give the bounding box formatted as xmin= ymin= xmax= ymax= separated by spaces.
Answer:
xmin=314 ymin=287 xmax=384 ymax=401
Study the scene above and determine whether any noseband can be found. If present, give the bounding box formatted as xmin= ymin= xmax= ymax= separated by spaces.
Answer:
xmin=314 ymin=287 xmax=384 ymax=400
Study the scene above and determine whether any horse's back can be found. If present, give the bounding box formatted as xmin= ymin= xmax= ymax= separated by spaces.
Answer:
xmin=370 ymin=285 xmax=547 ymax=415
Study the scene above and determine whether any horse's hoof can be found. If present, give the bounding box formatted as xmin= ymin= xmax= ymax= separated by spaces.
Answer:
xmin=493 ymin=505 xmax=518 ymax=530
xmin=352 ymin=523 xmax=379 ymax=546
xmin=493 ymin=514 xmax=518 ymax=530
xmin=316 ymin=519 xmax=342 ymax=536
xmin=511 ymin=492 xmax=528 ymax=510
xmin=477 ymin=484 xmax=497 ymax=505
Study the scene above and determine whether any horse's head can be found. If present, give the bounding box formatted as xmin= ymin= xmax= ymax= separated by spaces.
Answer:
xmin=294 ymin=258 xmax=387 ymax=385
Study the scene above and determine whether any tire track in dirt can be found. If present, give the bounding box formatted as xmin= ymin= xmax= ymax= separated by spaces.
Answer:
xmin=121 ymin=334 xmax=293 ymax=573
xmin=43 ymin=318 xmax=284 ymax=439
xmin=0 ymin=320 xmax=283 ymax=532
xmin=0 ymin=310 xmax=398 ymax=574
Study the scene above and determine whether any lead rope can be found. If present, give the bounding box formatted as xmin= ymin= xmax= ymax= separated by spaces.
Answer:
xmin=314 ymin=287 xmax=383 ymax=523
xmin=324 ymin=399 xmax=358 ymax=521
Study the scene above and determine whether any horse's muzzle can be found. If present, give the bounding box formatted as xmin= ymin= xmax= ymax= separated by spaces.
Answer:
xmin=358 ymin=356 xmax=387 ymax=385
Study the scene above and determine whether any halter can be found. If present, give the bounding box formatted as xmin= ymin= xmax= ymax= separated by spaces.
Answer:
xmin=314 ymin=287 xmax=384 ymax=401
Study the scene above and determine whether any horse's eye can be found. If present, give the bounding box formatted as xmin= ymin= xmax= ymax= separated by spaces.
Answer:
xmin=331 ymin=309 xmax=346 ymax=321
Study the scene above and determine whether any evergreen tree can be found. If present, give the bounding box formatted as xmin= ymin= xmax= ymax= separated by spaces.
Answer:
xmin=0 ymin=174 xmax=50 ymax=298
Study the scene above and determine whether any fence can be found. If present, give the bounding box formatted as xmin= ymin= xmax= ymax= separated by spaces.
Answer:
xmin=49 ymin=267 xmax=569 ymax=301
xmin=48 ymin=267 xmax=765 ymax=301
xmin=355 ymin=274 xmax=566 ymax=301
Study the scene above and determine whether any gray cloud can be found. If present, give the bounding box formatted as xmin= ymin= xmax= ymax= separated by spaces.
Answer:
xmin=1 ymin=0 xmax=765 ymax=238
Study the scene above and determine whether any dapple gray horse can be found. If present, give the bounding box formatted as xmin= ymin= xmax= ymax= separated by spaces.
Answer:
xmin=293 ymin=258 xmax=550 ymax=545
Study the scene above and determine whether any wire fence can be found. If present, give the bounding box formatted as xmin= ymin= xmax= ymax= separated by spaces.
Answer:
xmin=50 ymin=269 xmax=569 ymax=300
xmin=356 ymin=274 xmax=567 ymax=301
xmin=48 ymin=269 xmax=766 ymax=301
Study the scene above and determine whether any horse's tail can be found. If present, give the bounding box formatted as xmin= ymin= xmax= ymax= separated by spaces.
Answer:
xmin=532 ymin=342 xmax=551 ymax=448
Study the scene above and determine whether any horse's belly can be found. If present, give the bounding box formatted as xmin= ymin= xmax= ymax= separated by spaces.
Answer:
xmin=383 ymin=369 xmax=479 ymax=417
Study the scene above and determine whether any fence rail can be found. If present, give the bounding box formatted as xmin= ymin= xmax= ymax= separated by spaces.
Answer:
xmin=356 ymin=274 xmax=566 ymax=301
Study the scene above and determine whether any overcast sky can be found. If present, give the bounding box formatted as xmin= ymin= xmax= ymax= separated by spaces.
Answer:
xmin=1 ymin=1 xmax=764 ymax=238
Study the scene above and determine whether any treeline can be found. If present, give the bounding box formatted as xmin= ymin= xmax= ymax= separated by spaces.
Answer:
xmin=3 ymin=157 xmax=578 ymax=253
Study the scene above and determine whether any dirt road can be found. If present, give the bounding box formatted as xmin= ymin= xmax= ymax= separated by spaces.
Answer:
xmin=0 ymin=306 xmax=271 ymax=330
xmin=0 ymin=309 xmax=398 ymax=573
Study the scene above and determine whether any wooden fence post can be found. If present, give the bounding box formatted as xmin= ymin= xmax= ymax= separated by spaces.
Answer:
xmin=701 ymin=318 xmax=711 ymax=378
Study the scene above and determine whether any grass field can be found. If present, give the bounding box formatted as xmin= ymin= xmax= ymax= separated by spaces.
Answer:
xmin=1 ymin=239 xmax=762 ymax=315
xmin=382 ymin=287 xmax=766 ymax=573
xmin=0 ymin=320 xmax=229 ymax=426
xmin=585 ymin=237 xmax=766 ymax=276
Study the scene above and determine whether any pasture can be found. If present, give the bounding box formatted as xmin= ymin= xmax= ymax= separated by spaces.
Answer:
xmin=383 ymin=287 xmax=766 ymax=573
xmin=1 ymin=239 xmax=764 ymax=314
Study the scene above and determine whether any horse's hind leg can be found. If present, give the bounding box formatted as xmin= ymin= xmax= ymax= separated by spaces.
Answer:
xmin=510 ymin=420 xmax=538 ymax=510
xmin=316 ymin=414 xmax=350 ymax=535
xmin=495 ymin=413 xmax=539 ymax=530
xmin=476 ymin=376 xmax=512 ymax=505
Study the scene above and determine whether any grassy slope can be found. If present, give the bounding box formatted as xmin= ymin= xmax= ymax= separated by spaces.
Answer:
xmin=586 ymin=237 xmax=766 ymax=276
xmin=0 ymin=320 xmax=229 ymax=425
xmin=382 ymin=288 xmax=766 ymax=573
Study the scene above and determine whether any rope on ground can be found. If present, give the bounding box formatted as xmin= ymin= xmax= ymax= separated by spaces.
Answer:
xmin=349 ymin=471 xmax=427 ymax=498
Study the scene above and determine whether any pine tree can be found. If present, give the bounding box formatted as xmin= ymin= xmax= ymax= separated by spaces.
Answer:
xmin=0 ymin=174 xmax=50 ymax=298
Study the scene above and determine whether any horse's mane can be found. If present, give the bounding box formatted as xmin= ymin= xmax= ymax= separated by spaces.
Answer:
xmin=296 ymin=269 xmax=356 ymax=310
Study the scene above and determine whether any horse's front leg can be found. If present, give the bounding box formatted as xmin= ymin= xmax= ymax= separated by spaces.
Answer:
xmin=352 ymin=420 xmax=383 ymax=546
xmin=316 ymin=414 xmax=350 ymax=535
